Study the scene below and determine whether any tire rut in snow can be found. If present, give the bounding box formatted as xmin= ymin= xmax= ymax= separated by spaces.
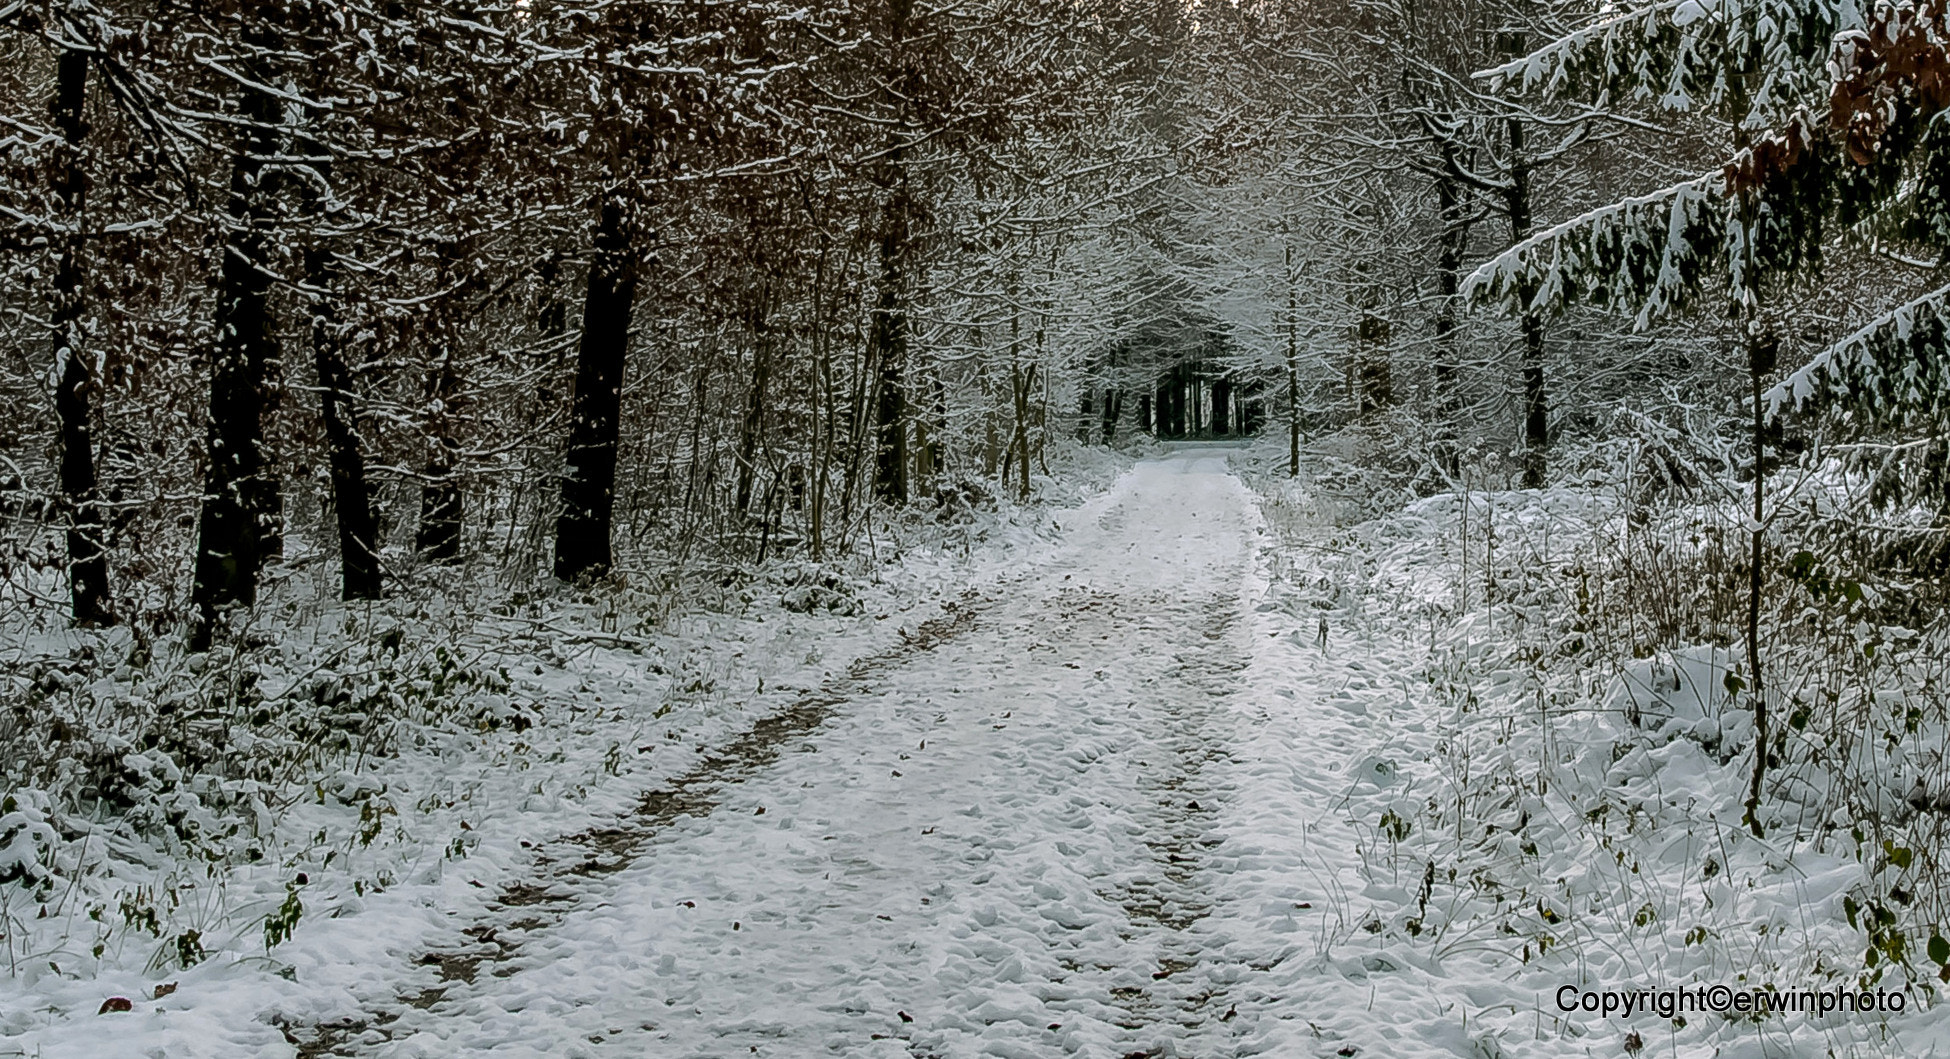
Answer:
xmin=1106 ymin=590 xmax=1253 ymax=1059
xmin=290 ymin=594 xmax=987 ymax=1058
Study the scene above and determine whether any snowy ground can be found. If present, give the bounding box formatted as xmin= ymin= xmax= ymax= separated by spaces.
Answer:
xmin=14 ymin=447 xmax=1950 ymax=1057
xmin=316 ymin=447 xmax=1272 ymax=1058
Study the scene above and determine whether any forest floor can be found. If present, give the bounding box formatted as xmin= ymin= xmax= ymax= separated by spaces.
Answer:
xmin=14 ymin=446 xmax=1950 ymax=1057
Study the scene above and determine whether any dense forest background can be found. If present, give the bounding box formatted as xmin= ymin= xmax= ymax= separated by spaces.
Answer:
xmin=0 ymin=0 xmax=1754 ymax=633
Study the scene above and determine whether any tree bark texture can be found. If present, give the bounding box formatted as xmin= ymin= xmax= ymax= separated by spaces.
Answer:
xmin=871 ymin=227 xmax=909 ymax=504
xmin=554 ymin=187 xmax=640 ymax=581
xmin=49 ymin=50 xmax=114 ymax=626
xmin=190 ymin=56 xmax=282 ymax=646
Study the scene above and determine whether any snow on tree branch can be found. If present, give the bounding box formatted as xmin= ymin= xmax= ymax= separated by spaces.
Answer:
xmin=1479 ymin=0 xmax=1849 ymax=122
xmin=1767 ymin=281 xmax=1950 ymax=422
xmin=1461 ymin=175 xmax=1724 ymax=327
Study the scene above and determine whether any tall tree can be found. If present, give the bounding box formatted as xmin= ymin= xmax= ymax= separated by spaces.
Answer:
xmin=189 ymin=15 xmax=284 ymax=646
xmin=555 ymin=188 xmax=641 ymax=580
xmin=47 ymin=45 xmax=114 ymax=625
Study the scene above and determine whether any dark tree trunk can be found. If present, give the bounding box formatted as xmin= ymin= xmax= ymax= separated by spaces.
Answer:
xmin=538 ymin=250 xmax=569 ymax=340
xmin=1285 ymin=243 xmax=1300 ymax=476
xmin=416 ymin=239 xmax=474 ymax=564
xmin=1519 ymin=310 xmax=1547 ymax=485
xmin=49 ymin=50 xmax=113 ymax=627
xmin=294 ymin=125 xmax=381 ymax=601
xmin=734 ymin=304 xmax=773 ymax=517
xmin=980 ymin=356 xmax=1000 ymax=478
xmin=1211 ymin=377 xmax=1232 ymax=436
xmin=554 ymin=187 xmax=640 ymax=581
xmin=1430 ymin=161 xmax=1467 ymax=477
xmin=1138 ymin=392 xmax=1152 ymax=435
xmin=1009 ymin=355 xmax=1036 ymax=500
xmin=1499 ymin=33 xmax=1548 ymax=489
xmin=1102 ymin=388 xmax=1121 ymax=443
xmin=922 ymin=373 xmax=946 ymax=485
xmin=1433 ymin=163 xmax=1465 ymax=414
xmin=1356 ymin=308 xmax=1392 ymax=415
xmin=870 ymin=227 xmax=908 ymax=504
xmin=1742 ymin=324 xmax=1775 ymax=836
xmin=308 ymin=251 xmax=381 ymax=600
xmin=1076 ymin=385 xmax=1093 ymax=444
xmin=190 ymin=58 xmax=282 ymax=647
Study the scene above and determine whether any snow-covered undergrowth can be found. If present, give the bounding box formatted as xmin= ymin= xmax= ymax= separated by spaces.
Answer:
xmin=0 ymin=443 xmax=1129 ymax=1054
xmin=1239 ymin=427 xmax=1950 ymax=1057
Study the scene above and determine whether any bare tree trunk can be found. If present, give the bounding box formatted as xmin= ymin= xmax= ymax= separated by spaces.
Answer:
xmin=49 ymin=50 xmax=113 ymax=627
xmin=1286 ymin=243 xmax=1300 ymax=476
xmin=979 ymin=333 xmax=1000 ymax=477
xmin=416 ymin=312 xmax=463 ymax=563
xmin=298 ymin=136 xmax=381 ymax=601
xmin=918 ymin=372 xmax=946 ymax=490
xmin=309 ymin=277 xmax=380 ymax=600
xmin=870 ymin=225 xmax=908 ymax=504
xmin=1076 ymin=391 xmax=1093 ymax=443
xmin=734 ymin=296 xmax=774 ymax=517
xmin=1499 ymin=33 xmax=1548 ymax=489
xmin=1356 ymin=305 xmax=1392 ymax=415
xmin=1012 ymin=368 xmax=1035 ymax=500
xmin=807 ymin=238 xmax=833 ymax=558
xmin=1009 ymin=320 xmax=1036 ymax=501
xmin=1433 ymin=164 xmax=1464 ymax=414
xmin=1743 ymin=324 xmax=1774 ymax=836
xmin=190 ymin=50 xmax=282 ymax=648
xmin=555 ymin=186 xmax=640 ymax=581
xmin=1035 ymin=355 xmax=1050 ymax=476
xmin=839 ymin=306 xmax=872 ymax=529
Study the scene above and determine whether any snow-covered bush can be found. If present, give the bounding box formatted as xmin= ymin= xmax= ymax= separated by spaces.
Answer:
xmin=0 ymin=791 xmax=59 ymax=889
xmin=774 ymin=562 xmax=864 ymax=616
xmin=1256 ymin=412 xmax=1950 ymax=1055
xmin=0 ymin=607 xmax=519 ymax=973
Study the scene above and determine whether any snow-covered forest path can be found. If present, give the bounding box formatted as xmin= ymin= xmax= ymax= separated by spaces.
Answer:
xmin=339 ymin=450 xmax=1424 ymax=1059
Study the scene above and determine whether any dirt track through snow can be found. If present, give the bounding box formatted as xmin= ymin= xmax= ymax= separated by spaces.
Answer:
xmin=317 ymin=450 xmax=1293 ymax=1058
